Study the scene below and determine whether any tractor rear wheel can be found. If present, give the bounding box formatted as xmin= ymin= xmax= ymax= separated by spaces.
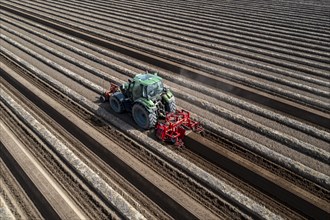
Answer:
xmin=110 ymin=95 xmax=124 ymax=113
xmin=132 ymin=103 xmax=157 ymax=129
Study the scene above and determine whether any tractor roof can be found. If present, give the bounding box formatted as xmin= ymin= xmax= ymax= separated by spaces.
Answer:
xmin=133 ymin=73 xmax=163 ymax=85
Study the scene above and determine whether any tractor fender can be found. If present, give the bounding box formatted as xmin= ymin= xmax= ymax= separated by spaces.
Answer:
xmin=112 ymin=91 xmax=125 ymax=102
xmin=134 ymin=98 xmax=156 ymax=113
xmin=162 ymin=90 xmax=174 ymax=103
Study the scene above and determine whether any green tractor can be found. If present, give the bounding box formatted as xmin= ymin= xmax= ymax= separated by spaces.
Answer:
xmin=100 ymin=73 xmax=176 ymax=129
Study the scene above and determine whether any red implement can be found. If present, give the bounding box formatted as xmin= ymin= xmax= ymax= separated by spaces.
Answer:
xmin=100 ymin=83 xmax=119 ymax=102
xmin=155 ymin=110 xmax=203 ymax=147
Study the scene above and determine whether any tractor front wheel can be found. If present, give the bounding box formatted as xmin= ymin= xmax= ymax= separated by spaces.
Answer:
xmin=132 ymin=103 xmax=157 ymax=129
xmin=165 ymin=99 xmax=176 ymax=113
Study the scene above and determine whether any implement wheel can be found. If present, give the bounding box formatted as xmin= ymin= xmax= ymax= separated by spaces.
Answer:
xmin=100 ymin=95 xmax=106 ymax=103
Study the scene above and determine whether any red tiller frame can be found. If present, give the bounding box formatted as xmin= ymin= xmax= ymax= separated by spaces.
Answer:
xmin=155 ymin=110 xmax=203 ymax=147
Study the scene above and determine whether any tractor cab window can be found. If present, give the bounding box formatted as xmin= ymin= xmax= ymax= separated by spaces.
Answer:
xmin=132 ymin=82 xmax=142 ymax=100
xmin=144 ymin=81 xmax=164 ymax=98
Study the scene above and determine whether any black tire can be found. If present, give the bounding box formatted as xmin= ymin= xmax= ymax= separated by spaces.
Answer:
xmin=132 ymin=103 xmax=157 ymax=129
xmin=100 ymin=95 xmax=106 ymax=103
xmin=110 ymin=95 xmax=124 ymax=113
xmin=165 ymin=99 xmax=176 ymax=113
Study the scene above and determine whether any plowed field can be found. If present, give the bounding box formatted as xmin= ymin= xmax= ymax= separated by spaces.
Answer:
xmin=1 ymin=1 xmax=329 ymax=219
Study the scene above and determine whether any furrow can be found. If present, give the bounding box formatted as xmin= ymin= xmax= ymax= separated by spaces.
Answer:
xmin=10 ymin=1 xmax=330 ymax=96
xmin=173 ymin=90 xmax=330 ymax=164
xmin=9 ymin=0 xmax=330 ymax=62
xmin=2 ymin=9 xmax=328 ymax=87
xmin=84 ymin=0 xmax=330 ymax=34
xmin=132 ymin=0 xmax=330 ymax=23
xmin=2 ymin=39 xmax=328 ymax=191
xmin=2 ymin=28 xmax=328 ymax=165
xmin=0 ymin=158 xmax=41 ymax=220
xmin=0 ymin=119 xmax=88 ymax=220
xmin=1 ymin=12 xmax=328 ymax=144
xmin=40 ymin=0 xmax=330 ymax=86
xmin=3 ymin=19 xmax=329 ymax=157
xmin=2 ymin=1 xmax=329 ymax=218
xmin=0 ymin=87 xmax=146 ymax=220
xmin=51 ymin=1 xmax=329 ymax=77
xmin=6 ymin=13 xmax=326 ymax=142
xmin=1 ymin=62 xmax=217 ymax=220
xmin=2 ymin=3 xmax=328 ymax=111
xmin=0 ymin=97 xmax=121 ymax=219
xmin=2 ymin=4 xmax=329 ymax=82
xmin=36 ymin=0 xmax=330 ymax=48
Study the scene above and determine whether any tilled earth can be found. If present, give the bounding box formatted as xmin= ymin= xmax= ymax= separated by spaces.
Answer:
xmin=0 ymin=0 xmax=329 ymax=219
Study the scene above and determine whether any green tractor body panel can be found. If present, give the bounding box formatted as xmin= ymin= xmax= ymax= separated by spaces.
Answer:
xmin=134 ymin=97 xmax=156 ymax=112
xmin=104 ymin=72 xmax=176 ymax=129
xmin=162 ymin=90 xmax=174 ymax=103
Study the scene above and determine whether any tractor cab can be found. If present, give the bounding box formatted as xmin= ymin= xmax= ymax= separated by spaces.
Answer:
xmin=143 ymin=80 xmax=164 ymax=99
xmin=120 ymin=74 xmax=164 ymax=100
